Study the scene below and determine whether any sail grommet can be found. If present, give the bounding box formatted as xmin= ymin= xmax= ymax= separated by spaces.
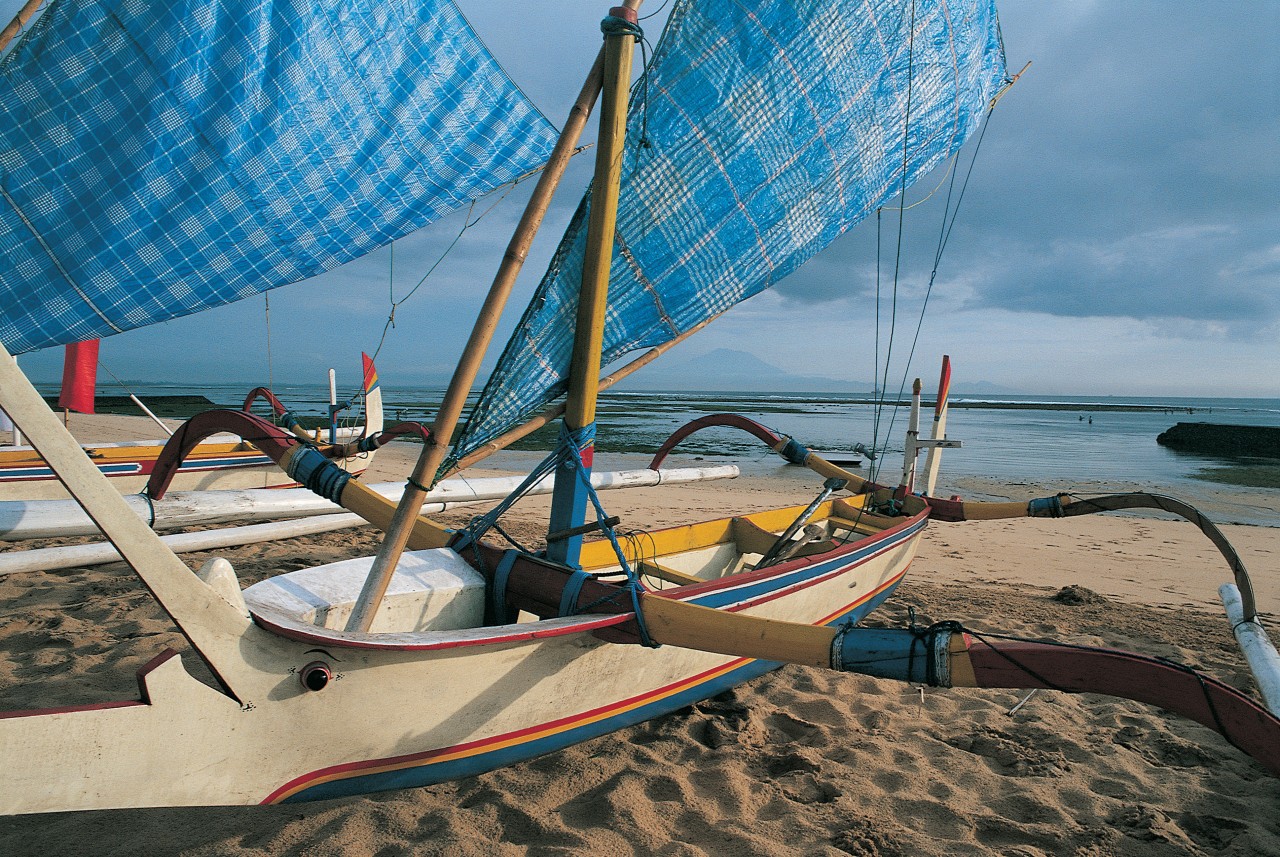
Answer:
xmin=299 ymin=661 xmax=332 ymax=692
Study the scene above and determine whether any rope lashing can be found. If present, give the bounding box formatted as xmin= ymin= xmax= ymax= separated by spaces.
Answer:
xmin=600 ymin=11 xmax=654 ymax=154
xmin=778 ymin=436 xmax=811 ymax=466
xmin=559 ymin=423 xmax=659 ymax=648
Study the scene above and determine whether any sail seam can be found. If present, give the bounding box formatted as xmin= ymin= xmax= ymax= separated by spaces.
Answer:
xmin=0 ymin=185 xmax=122 ymax=336
xmin=615 ymin=229 xmax=678 ymax=338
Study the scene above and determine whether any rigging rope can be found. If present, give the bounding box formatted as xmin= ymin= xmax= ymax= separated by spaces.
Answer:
xmin=868 ymin=0 xmax=918 ymax=483
xmin=366 ymin=160 xmax=563 ymax=366
xmin=866 ymin=35 xmax=1013 ymax=486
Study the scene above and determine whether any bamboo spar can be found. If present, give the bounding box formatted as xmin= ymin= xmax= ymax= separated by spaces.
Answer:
xmin=545 ymin=7 xmax=638 ymax=567
xmin=345 ymin=1 xmax=644 ymax=633
xmin=0 ymin=0 xmax=44 ymax=53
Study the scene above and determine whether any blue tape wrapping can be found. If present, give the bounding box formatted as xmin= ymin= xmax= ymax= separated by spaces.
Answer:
xmin=779 ymin=437 xmax=810 ymax=466
xmin=286 ymin=446 xmax=351 ymax=503
xmin=1028 ymin=495 xmax=1065 ymax=518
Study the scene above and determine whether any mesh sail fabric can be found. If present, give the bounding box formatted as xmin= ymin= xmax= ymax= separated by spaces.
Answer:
xmin=0 ymin=0 xmax=558 ymax=354
xmin=449 ymin=0 xmax=1006 ymax=471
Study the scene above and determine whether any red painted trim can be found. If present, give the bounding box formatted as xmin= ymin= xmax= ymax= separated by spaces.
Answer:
xmin=251 ymin=511 xmax=926 ymax=652
xmin=135 ymin=648 xmax=181 ymax=702
xmin=0 ymin=649 xmax=180 ymax=720
xmin=0 ymin=699 xmax=144 ymax=720
xmin=934 ymin=355 xmax=951 ymax=417
xmin=967 ymin=637 xmax=1280 ymax=776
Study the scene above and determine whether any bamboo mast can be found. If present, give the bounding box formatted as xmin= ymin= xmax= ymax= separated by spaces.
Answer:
xmin=545 ymin=6 xmax=638 ymax=567
xmin=0 ymin=0 xmax=43 ymax=53
xmin=344 ymin=1 xmax=643 ymax=633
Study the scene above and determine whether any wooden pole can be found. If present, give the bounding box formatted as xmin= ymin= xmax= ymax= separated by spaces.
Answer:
xmin=0 ymin=0 xmax=43 ymax=54
xmin=344 ymin=1 xmax=644 ymax=633
xmin=545 ymin=6 xmax=638 ymax=567
xmin=922 ymin=355 xmax=950 ymax=496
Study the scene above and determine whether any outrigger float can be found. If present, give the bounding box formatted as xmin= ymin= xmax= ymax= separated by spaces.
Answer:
xmin=0 ymin=0 xmax=1277 ymax=817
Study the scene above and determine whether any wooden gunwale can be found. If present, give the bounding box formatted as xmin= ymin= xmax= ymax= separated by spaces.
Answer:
xmin=243 ymin=506 xmax=929 ymax=652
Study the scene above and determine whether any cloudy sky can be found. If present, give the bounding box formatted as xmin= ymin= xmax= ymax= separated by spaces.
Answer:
xmin=7 ymin=1 xmax=1279 ymax=397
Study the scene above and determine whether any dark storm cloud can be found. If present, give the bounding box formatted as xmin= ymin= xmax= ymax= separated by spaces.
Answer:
xmin=772 ymin=3 xmax=1280 ymax=328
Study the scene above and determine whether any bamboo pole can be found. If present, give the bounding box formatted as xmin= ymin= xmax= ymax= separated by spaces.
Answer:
xmin=544 ymin=6 xmax=638 ymax=566
xmin=0 ymin=0 xmax=43 ymax=53
xmin=562 ymin=16 xmax=636 ymax=432
xmin=344 ymin=3 xmax=645 ymax=633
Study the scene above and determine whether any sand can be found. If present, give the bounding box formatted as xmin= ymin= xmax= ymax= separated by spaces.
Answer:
xmin=2 ymin=433 xmax=1279 ymax=855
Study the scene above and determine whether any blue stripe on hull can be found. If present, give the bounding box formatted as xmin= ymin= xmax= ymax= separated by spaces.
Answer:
xmin=280 ymin=582 xmax=901 ymax=803
xmin=0 ymin=462 xmax=141 ymax=480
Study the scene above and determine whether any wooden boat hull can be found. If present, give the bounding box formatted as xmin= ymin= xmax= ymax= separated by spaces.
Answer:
xmin=0 ymin=506 xmax=925 ymax=813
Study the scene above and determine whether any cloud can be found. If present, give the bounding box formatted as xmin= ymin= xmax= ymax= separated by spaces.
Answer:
xmin=958 ymin=221 xmax=1280 ymax=327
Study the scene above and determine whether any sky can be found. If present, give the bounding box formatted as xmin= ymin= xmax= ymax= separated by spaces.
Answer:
xmin=5 ymin=1 xmax=1279 ymax=398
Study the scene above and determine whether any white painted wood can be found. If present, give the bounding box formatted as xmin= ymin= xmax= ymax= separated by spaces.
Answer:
xmin=923 ymin=399 xmax=949 ymax=497
xmin=197 ymin=558 xmax=250 ymax=618
xmin=1221 ymin=583 xmax=1280 ymax=716
xmin=900 ymin=381 xmax=922 ymax=490
xmin=243 ymin=549 xmax=487 ymax=633
xmin=0 ymin=492 xmax=924 ymax=814
xmin=0 ymin=504 xmax=496 ymax=576
xmin=0 ymin=465 xmax=739 ymax=540
xmin=0 ymin=342 xmax=273 ymax=700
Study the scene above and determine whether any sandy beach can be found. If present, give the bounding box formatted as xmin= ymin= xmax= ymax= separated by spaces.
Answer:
xmin=2 ymin=425 xmax=1279 ymax=855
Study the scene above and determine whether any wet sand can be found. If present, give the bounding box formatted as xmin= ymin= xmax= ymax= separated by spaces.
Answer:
xmin=1 ymin=432 xmax=1279 ymax=855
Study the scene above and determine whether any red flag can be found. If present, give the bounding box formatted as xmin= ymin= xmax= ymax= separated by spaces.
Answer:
xmin=58 ymin=339 xmax=100 ymax=414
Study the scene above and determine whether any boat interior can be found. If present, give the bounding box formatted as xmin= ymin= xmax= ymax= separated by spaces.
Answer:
xmin=241 ymin=491 xmax=924 ymax=640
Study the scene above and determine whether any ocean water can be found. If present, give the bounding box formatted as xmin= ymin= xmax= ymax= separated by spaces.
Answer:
xmin=47 ymin=380 xmax=1280 ymax=524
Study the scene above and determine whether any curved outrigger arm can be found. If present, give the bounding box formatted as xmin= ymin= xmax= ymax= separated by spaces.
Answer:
xmin=623 ymin=594 xmax=1280 ymax=777
xmin=648 ymin=412 xmax=872 ymax=489
xmin=143 ymin=409 xmax=452 ymax=547
xmin=649 ymin=413 xmax=1263 ymax=623
xmin=926 ymin=491 xmax=1261 ymax=622
xmin=240 ymin=386 xmax=313 ymax=442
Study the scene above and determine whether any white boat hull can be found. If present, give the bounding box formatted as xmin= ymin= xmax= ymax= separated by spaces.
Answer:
xmin=0 ymin=510 xmax=925 ymax=813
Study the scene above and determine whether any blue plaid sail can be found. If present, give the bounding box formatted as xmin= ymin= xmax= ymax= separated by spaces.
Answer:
xmin=450 ymin=0 xmax=1007 ymax=468
xmin=0 ymin=0 xmax=559 ymax=354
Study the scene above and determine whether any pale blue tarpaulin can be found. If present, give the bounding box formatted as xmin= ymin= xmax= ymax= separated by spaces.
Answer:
xmin=449 ymin=0 xmax=1007 ymax=471
xmin=0 ymin=0 xmax=559 ymax=354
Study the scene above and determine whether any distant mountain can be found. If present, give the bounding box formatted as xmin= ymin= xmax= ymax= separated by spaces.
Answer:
xmin=611 ymin=348 xmax=1023 ymax=396
xmin=615 ymin=348 xmax=875 ymax=393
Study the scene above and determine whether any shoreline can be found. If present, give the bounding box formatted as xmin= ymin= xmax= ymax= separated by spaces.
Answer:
xmin=1 ymin=421 xmax=1279 ymax=853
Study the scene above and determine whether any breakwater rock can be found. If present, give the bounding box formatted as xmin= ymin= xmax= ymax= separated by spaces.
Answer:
xmin=1156 ymin=422 xmax=1280 ymax=459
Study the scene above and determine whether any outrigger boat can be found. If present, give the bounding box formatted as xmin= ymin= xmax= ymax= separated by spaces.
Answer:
xmin=0 ymin=353 xmax=384 ymax=501
xmin=1 ymin=0 xmax=1278 ymax=817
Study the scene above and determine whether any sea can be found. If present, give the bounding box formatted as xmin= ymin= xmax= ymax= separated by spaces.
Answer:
xmin=38 ymin=381 xmax=1280 ymax=525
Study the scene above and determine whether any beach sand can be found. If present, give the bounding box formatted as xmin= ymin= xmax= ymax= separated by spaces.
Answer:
xmin=2 ymin=435 xmax=1279 ymax=855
